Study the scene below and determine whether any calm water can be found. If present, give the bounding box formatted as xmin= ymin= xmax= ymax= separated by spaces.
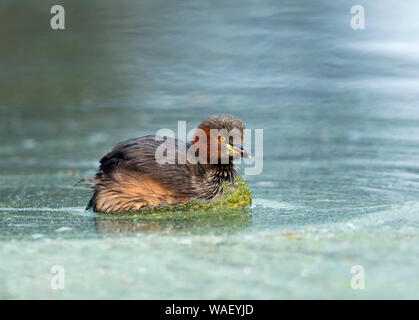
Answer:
xmin=0 ymin=0 xmax=418 ymax=299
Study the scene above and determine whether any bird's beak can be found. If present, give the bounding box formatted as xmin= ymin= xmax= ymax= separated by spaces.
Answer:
xmin=231 ymin=144 xmax=251 ymax=158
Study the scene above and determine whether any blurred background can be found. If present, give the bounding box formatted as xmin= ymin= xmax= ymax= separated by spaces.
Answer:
xmin=0 ymin=0 xmax=418 ymax=299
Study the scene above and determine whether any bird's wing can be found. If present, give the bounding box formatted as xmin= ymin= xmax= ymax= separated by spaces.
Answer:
xmin=94 ymin=135 xmax=199 ymax=195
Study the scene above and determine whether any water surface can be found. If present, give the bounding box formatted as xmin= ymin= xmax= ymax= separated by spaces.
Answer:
xmin=0 ymin=0 xmax=418 ymax=299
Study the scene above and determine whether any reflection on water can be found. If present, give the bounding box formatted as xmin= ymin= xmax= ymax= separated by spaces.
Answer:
xmin=96 ymin=210 xmax=252 ymax=235
xmin=0 ymin=0 xmax=418 ymax=299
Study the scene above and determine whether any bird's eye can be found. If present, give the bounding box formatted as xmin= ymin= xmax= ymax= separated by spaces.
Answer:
xmin=219 ymin=136 xmax=226 ymax=142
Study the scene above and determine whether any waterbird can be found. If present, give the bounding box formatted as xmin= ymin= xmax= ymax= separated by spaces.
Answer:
xmin=85 ymin=115 xmax=250 ymax=213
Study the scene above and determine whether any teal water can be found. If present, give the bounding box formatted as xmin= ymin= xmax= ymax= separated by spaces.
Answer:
xmin=0 ymin=0 xmax=418 ymax=299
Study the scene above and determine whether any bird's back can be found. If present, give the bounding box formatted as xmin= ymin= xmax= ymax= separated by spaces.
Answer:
xmin=86 ymin=135 xmax=204 ymax=213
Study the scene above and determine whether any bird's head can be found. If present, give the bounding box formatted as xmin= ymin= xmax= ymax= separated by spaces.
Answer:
xmin=191 ymin=115 xmax=250 ymax=164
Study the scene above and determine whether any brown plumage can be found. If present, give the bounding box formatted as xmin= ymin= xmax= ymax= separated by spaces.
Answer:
xmin=85 ymin=115 xmax=249 ymax=213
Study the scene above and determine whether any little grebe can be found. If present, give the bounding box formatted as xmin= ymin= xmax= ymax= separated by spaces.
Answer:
xmin=85 ymin=115 xmax=249 ymax=213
